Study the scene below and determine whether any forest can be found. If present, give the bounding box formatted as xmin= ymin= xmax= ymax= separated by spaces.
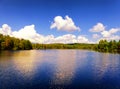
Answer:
xmin=0 ymin=34 xmax=120 ymax=53
xmin=96 ymin=40 xmax=120 ymax=53
xmin=0 ymin=34 xmax=32 ymax=50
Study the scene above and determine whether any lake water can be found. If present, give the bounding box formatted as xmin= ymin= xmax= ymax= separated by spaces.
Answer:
xmin=0 ymin=50 xmax=120 ymax=89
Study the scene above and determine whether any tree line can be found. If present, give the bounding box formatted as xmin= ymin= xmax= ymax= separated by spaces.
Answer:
xmin=0 ymin=34 xmax=120 ymax=53
xmin=32 ymin=43 xmax=95 ymax=50
xmin=0 ymin=34 xmax=32 ymax=50
xmin=95 ymin=40 xmax=120 ymax=53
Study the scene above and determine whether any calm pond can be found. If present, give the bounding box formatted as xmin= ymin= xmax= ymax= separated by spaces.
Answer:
xmin=0 ymin=50 xmax=120 ymax=89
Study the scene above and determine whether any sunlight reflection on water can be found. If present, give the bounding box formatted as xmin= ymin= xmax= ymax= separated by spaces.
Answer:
xmin=0 ymin=50 xmax=120 ymax=89
xmin=51 ymin=50 xmax=76 ymax=85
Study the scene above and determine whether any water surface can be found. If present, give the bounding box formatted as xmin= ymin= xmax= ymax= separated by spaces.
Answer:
xmin=0 ymin=50 xmax=120 ymax=89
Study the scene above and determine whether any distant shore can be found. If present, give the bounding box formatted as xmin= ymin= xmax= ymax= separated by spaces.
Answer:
xmin=0 ymin=34 xmax=120 ymax=54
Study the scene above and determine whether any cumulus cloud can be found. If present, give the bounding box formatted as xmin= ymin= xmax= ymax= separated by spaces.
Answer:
xmin=43 ymin=34 xmax=89 ymax=44
xmin=53 ymin=34 xmax=77 ymax=43
xmin=101 ymin=28 xmax=120 ymax=38
xmin=77 ymin=36 xmax=89 ymax=43
xmin=109 ymin=28 xmax=120 ymax=34
xmin=0 ymin=24 xmax=12 ymax=35
xmin=98 ymin=35 xmax=120 ymax=42
xmin=1 ymin=23 xmax=119 ymax=44
xmin=108 ymin=35 xmax=120 ymax=40
xmin=50 ymin=15 xmax=80 ymax=32
xmin=94 ymin=27 xmax=120 ymax=42
xmin=0 ymin=24 xmax=89 ymax=44
xmin=12 ymin=25 xmax=36 ymax=38
xmin=92 ymin=34 xmax=100 ymax=39
xmin=101 ymin=31 xmax=111 ymax=38
xmin=42 ymin=34 xmax=76 ymax=44
xmin=0 ymin=24 xmax=46 ymax=43
xmin=12 ymin=25 xmax=46 ymax=43
xmin=89 ymin=23 xmax=105 ymax=32
xmin=90 ymin=22 xmax=120 ymax=42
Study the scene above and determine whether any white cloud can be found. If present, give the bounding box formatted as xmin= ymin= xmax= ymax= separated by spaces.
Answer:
xmin=0 ymin=24 xmax=45 ymax=43
xmin=89 ymin=23 xmax=105 ymax=32
xmin=101 ymin=28 xmax=120 ymax=38
xmin=92 ymin=34 xmax=100 ymax=39
xmin=99 ymin=35 xmax=120 ymax=42
xmin=44 ymin=34 xmax=89 ymax=44
xmin=55 ymin=34 xmax=77 ymax=43
xmin=0 ymin=23 xmax=119 ymax=44
xmin=12 ymin=25 xmax=36 ymax=38
xmin=109 ymin=35 xmax=120 ymax=40
xmin=50 ymin=15 xmax=80 ymax=32
xmin=0 ymin=24 xmax=89 ymax=44
xmin=45 ymin=34 xmax=76 ymax=44
xmin=77 ymin=36 xmax=89 ymax=43
xmin=90 ymin=22 xmax=120 ymax=42
xmin=12 ymin=25 xmax=45 ymax=43
xmin=109 ymin=28 xmax=120 ymax=34
xmin=0 ymin=24 xmax=12 ymax=35
xmin=101 ymin=31 xmax=111 ymax=38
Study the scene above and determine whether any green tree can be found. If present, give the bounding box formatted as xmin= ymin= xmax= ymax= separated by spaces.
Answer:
xmin=117 ymin=40 xmax=120 ymax=52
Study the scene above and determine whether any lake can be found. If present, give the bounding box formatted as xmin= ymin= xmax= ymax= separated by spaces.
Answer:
xmin=0 ymin=50 xmax=120 ymax=89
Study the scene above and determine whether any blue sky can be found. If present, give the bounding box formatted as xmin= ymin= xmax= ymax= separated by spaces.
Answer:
xmin=0 ymin=0 xmax=120 ymax=43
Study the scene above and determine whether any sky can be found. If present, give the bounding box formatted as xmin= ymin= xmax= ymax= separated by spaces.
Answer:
xmin=0 ymin=0 xmax=120 ymax=43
